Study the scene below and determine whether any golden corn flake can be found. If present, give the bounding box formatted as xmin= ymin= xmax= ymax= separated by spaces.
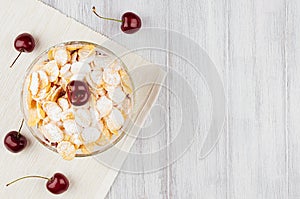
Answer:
xmin=54 ymin=48 xmax=71 ymax=66
xmin=27 ymin=108 xmax=40 ymax=127
xmin=57 ymin=141 xmax=76 ymax=160
xmin=66 ymin=44 xmax=84 ymax=51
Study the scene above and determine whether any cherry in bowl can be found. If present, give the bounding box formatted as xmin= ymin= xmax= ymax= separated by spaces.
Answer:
xmin=66 ymin=80 xmax=90 ymax=106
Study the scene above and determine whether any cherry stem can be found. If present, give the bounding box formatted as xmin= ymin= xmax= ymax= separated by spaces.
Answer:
xmin=92 ymin=6 xmax=122 ymax=23
xmin=9 ymin=50 xmax=23 ymax=68
xmin=6 ymin=175 xmax=50 ymax=187
xmin=17 ymin=119 xmax=25 ymax=137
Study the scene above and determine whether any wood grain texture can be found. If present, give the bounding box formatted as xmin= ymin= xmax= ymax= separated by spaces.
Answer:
xmin=287 ymin=0 xmax=300 ymax=198
xmin=168 ymin=0 xmax=227 ymax=198
xmin=15 ymin=0 xmax=300 ymax=198
xmin=227 ymin=0 xmax=288 ymax=198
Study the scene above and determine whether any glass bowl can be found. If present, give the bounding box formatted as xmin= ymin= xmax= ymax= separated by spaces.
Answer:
xmin=21 ymin=41 xmax=134 ymax=158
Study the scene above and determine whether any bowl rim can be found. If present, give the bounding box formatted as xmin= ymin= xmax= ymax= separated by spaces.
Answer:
xmin=20 ymin=40 xmax=133 ymax=158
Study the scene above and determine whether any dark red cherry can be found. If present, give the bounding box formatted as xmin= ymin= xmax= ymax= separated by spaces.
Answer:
xmin=46 ymin=173 xmax=69 ymax=195
xmin=14 ymin=33 xmax=35 ymax=53
xmin=121 ymin=12 xmax=142 ymax=34
xmin=4 ymin=131 xmax=27 ymax=153
xmin=66 ymin=80 xmax=90 ymax=106
xmin=10 ymin=33 xmax=36 ymax=68
xmin=92 ymin=7 xmax=142 ymax=34
xmin=4 ymin=119 xmax=27 ymax=153
xmin=6 ymin=173 xmax=69 ymax=195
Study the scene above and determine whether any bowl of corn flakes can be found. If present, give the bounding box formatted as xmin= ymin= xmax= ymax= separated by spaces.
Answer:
xmin=21 ymin=41 xmax=134 ymax=160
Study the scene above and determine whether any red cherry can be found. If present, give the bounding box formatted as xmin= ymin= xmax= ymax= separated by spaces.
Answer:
xmin=14 ymin=33 xmax=35 ymax=53
xmin=121 ymin=12 xmax=142 ymax=34
xmin=66 ymin=80 xmax=90 ymax=106
xmin=46 ymin=173 xmax=69 ymax=195
xmin=10 ymin=33 xmax=36 ymax=68
xmin=6 ymin=173 xmax=69 ymax=195
xmin=92 ymin=6 xmax=142 ymax=34
xmin=4 ymin=119 xmax=27 ymax=153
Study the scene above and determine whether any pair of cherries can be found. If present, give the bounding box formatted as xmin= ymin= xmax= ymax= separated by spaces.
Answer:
xmin=9 ymin=8 xmax=142 ymax=67
xmin=4 ymin=119 xmax=69 ymax=195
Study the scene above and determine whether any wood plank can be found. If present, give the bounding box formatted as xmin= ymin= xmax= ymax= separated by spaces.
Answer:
xmin=168 ymin=0 xmax=228 ymax=198
xmin=227 ymin=0 xmax=287 ymax=198
xmin=286 ymin=0 xmax=300 ymax=198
